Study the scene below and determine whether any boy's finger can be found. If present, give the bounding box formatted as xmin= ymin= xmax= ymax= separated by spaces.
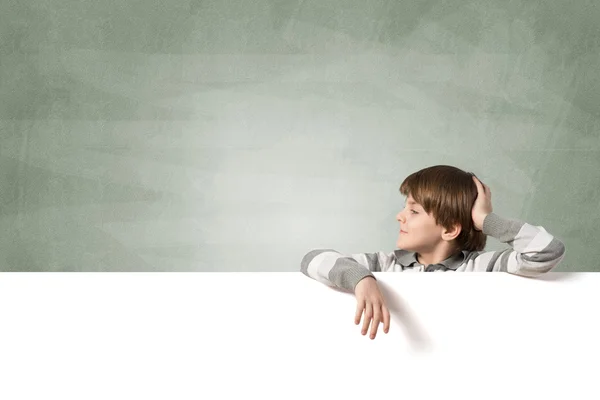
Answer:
xmin=361 ymin=304 xmax=373 ymax=335
xmin=355 ymin=300 xmax=365 ymax=325
xmin=382 ymin=305 xmax=391 ymax=333
xmin=370 ymin=308 xmax=382 ymax=339
xmin=475 ymin=178 xmax=488 ymax=198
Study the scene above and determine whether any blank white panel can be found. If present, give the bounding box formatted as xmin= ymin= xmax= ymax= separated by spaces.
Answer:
xmin=0 ymin=273 xmax=597 ymax=399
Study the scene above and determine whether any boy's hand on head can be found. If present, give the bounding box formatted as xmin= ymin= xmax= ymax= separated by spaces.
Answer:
xmin=472 ymin=176 xmax=493 ymax=231
xmin=354 ymin=277 xmax=390 ymax=340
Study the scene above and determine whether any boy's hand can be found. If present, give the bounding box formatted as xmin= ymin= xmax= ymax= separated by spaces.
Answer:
xmin=472 ymin=176 xmax=493 ymax=231
xmin=354 ymin=277 xmax=390 ymax=339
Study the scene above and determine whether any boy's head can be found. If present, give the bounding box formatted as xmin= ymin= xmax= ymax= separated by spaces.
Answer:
xmin=396 ymin=165 xmax=487 ymax=255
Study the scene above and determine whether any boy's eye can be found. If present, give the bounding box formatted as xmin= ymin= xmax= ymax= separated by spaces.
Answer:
xmin=411 ymin=210 xmax=418 ymax=214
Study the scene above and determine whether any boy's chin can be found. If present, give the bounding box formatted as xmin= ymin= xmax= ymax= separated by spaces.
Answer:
xmin=396 ymin=241 xmax=413 ymax=252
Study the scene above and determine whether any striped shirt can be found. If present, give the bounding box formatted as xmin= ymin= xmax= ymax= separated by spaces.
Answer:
xmin=301 ymin=212 xmax=566 ymax=292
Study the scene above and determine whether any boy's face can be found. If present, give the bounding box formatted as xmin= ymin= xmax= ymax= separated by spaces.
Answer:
xmin=396 ymin=195 xmax=447 ymax=253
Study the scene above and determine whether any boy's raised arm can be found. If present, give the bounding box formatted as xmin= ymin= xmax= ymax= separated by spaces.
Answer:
xmin=471 ymin=212 xmax=566 ymax=276
xmin=469 ymin=176 xmax=565 ymax=275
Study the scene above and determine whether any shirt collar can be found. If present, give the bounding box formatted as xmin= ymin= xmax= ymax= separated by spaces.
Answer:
xmin=394 ymin=250 xmax=420 ymax=267
xmin=394 ymin=249 xmax=467 ymax=270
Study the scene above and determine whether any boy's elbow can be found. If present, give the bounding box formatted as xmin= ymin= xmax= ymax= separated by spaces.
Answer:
xmin=300 ymin=249 xmax=323 ymax=275
xmin=516 ymin=240 xmax=566 ymax=276
xmin=540 ymin=239 xmax=566 ymax=272
xmin=300 ymin=248 xmax=340 ymax=273
xmin=300 ymin=251 xmax=311 ymax=274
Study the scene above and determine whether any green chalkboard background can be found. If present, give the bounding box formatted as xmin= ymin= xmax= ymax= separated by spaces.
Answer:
xmin=1 ymin=1 xmax=598 ymax=271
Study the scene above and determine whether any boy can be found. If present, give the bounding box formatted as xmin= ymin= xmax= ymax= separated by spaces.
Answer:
xmin=300 ymin=165 xmax=566 ymax=340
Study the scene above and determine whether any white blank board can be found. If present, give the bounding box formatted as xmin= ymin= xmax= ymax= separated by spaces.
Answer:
xmin=0 ymin=272 xmax=598 ymax=399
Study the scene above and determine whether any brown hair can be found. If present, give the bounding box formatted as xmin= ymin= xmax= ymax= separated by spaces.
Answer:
xmin=399 ymin=165 xmax=486 ymax=252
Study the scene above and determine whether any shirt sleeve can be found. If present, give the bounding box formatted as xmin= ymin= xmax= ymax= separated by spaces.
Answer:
xmin=300 ymin=249 xmax=397 ymax=292
xmin=466 ymin=212 xmax=566 ymax=276
xmin=300 ymin=213 xmax=566 ymax=288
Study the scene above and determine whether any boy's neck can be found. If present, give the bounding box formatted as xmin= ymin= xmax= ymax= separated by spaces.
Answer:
xmin=416 ymin=247 xmax=460 ymax=266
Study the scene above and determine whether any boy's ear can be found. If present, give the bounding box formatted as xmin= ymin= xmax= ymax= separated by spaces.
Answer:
xmin=442 ymin=223 xmax=461 ymax=241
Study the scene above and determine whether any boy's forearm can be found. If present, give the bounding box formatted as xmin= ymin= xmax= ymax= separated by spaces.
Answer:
xmin=482 ymin=212 xmax=527 ymax=243
xmin=301 ymin=249 xmax=376 ymax=292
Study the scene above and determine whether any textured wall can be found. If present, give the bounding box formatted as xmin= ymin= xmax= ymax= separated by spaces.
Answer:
xmin=1 ymin=1 xmax=598 ymax=271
